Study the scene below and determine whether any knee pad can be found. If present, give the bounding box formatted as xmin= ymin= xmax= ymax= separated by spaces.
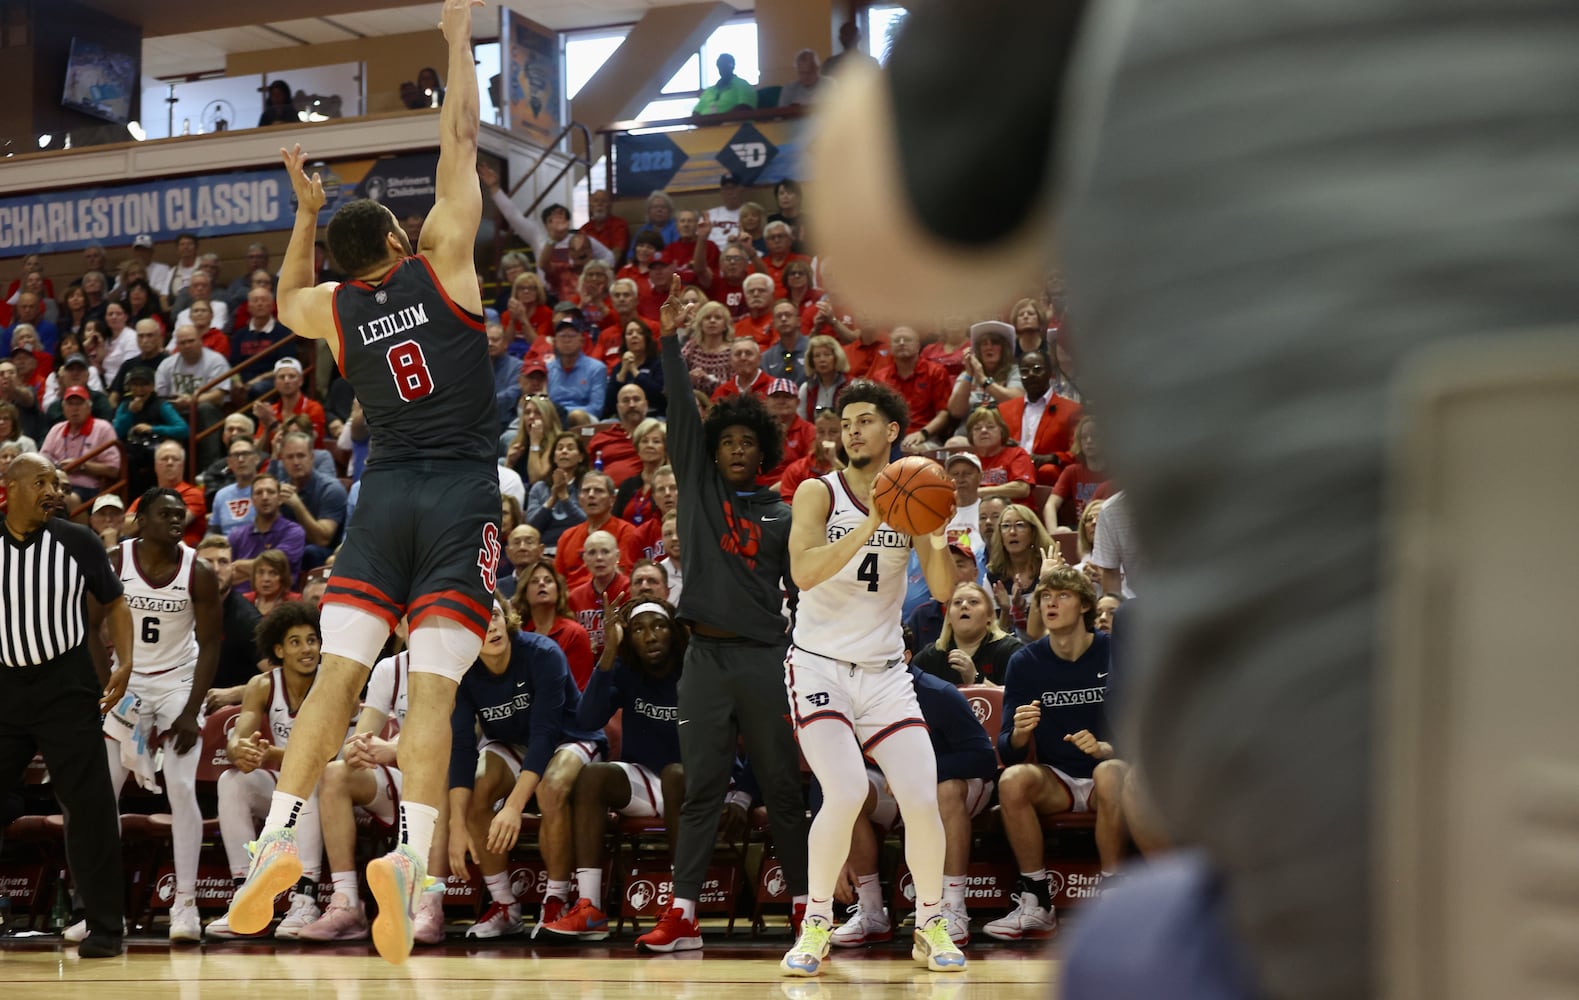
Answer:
xmin=319 ymin=602 xmax=394 ymax=666
xmin=408 ymin=617 xmax=484 ymax=684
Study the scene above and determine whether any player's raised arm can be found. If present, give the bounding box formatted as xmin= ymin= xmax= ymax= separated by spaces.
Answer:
xmin=276 ymin=145 xmax=336 ymax=339
xmin=418 ymin=0 xmax=487 ymax=314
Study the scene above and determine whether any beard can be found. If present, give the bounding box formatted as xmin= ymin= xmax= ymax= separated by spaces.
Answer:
xmin=848 ymin=453 xmax=873 ymax=470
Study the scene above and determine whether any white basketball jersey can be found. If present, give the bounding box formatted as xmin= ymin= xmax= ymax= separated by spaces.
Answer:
xmin=265 ymin=668 xmax=302 ymax=746
xmin=364 ymin=651 xmax=410 ymax=731
xmin=115 ymin=539 xmax=198 ymax=677
xmin=792 ymin=471 xmax=911 ymax=665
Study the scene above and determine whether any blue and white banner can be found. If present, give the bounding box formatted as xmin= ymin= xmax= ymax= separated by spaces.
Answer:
xmin=0 ymin=170 xmax=293 ymax=255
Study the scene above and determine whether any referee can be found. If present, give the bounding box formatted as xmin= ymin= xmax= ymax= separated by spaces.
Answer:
xmin=1 ymin=453 xmax=132 ymax=957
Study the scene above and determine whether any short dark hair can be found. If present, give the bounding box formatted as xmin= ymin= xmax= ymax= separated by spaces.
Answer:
xmin=632 ymin=231 xmax=664 ymax=253
xmin=255 ymin=600 xmax=320 ymax=666
xmin=136 ymin=486 xmax=185 ymax=518
xmin=540 ymin=203 xmax=570 ymax=225
xmin=704 ymin=391 xmax=784 ymax=475
xmin=326 ymin=199 xmax=399 ymax=277
xmin=775 ymin=179 xmax=802 ymax=199
xmin=631 ymin=558 xmax=667 ymax=583
xmin=836 ymin=379 xmax=910 ymax=433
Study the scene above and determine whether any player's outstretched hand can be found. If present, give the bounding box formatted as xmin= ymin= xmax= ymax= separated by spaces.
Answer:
xmin=99 ymin=664 xmax=131 ymax=714
xmin=659 ymin=283 xmax=695 ymax=339
xmin=486 ymin=807 xmax=522 ymax=856
xmin=440 ymin=0 xmax=485 ymax=40
xmin=279 ymin=145 xmax=326 ymax=216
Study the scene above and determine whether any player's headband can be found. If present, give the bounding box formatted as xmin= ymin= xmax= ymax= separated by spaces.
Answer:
xmin=627 ymin=602 xmax=670 ymax=621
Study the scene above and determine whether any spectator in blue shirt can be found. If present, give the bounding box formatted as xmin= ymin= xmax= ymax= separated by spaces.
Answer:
xmin=487 ymin=322 xmax=523 ymax=430
xmin=546 ymin=312 xmax=607 ymax=424
xmin=276 ymin=431 xmax=348 ymax=570
xmin=2 ymin=294 xmax=59 ymax=355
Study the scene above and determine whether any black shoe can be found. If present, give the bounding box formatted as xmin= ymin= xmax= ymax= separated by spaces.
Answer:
xmin=77 ymin=931 xmax=123 ymax=958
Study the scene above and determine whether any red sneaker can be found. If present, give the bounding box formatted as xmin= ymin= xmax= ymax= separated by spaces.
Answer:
xmin=531 ymin=895 xmax=568 ymax=939
xmin=536 ymin=897 xmax=610 ymax=942
xmin=791 ymin=901 xmax=807 ymax=937
xmin=635 ymin=907 xmax=703 ymax=953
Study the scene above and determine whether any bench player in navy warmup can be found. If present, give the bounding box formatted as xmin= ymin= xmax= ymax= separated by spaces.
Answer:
xmin=225 ymin=0 xmax=501 ymax=965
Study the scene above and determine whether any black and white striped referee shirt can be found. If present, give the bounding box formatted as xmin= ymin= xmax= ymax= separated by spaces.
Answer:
xmin=0 ymin=516 xmax=124 ymax=668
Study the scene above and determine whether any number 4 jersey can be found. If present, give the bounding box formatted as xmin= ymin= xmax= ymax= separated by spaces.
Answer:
xmin=791 ymin=471 xmax=912 ymax=666
xmin=330 ymin=254 xmax=497 ymax=468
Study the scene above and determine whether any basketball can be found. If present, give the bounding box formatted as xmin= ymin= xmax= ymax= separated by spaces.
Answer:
xmin=871 ymin=456 xmax=957 ymax=536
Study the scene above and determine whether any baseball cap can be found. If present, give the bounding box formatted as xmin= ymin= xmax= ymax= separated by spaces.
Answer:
xmin=63 ymin=385 xmax=90 ymax=402
xmin=132 ymin=234 xmax=155 ymax=249
xmin=92 ymin=494 xmax=125 ymax=514
xmin=520 ymin=355 xmax=548 ymax=375
xmin=124 ymin=365 xmax=155 ymax=384
xmin=554 ymin=312 xmax=585 ymax=334
xmin=273 ymin=357 xmax=303 ymax=374
xmin=9 ymin=344 xmax=30 ymax=357
xmin=63 ymin=353 xmax=89 ymax=368
xmin=945 ymin=451 xmax=982 ymax=472
xmin=649 ymin=248 xmax=677 ymax=266
xmin=948 ymin=540 xmax=975 ymax=561
xmin=766 ymin=378 xmax=798 ymax=396
xmin=969 ymin=320 xmax=1015 ymax=353
xmin=719 ymin=173 xmax=743 ymax=187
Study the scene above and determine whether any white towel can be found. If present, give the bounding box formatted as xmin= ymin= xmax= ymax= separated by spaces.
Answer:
xmin=102 ymin=691 xmax=162 ymax=794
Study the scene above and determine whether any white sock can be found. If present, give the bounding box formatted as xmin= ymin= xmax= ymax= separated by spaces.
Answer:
xmin=1021 ymin=868 xmax=1048 ymax=884
xmin=673 ymin=897 xmax=696 ymax=921
xmin=804 ymin=896 xmax=834 ymax=924
xmin=175 ymin=890 xmax=196 ymax=906
xmin=546 ymin=878 xmax=572 ymax=902
xmin=263 ymin=792 xmax=307 ymax=834
xmin=855 ymin=873 xmax=883 ymax=914
xmin=575 ymin=867 xmax=602 ymax=904
xmin=484 ymin=871 xmax=517 ymax=906
xmin=916 ymin=898 xmax=943 ymax=925
xmin=943 ymin=874 xmax=967 ymax=911
xmin=332 ymin=871 xmax=359 ymax=907
xmin=398 ymin=801 xmax=439 ymax=866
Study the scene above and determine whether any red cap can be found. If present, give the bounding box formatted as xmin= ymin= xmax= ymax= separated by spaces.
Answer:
xmin=520 ymin=355 xmax=548 ymax=375
xmin=63 ymin=385 xmax=90 ymax=402
xmin=766 ymin=378 xmax=798 ymax=396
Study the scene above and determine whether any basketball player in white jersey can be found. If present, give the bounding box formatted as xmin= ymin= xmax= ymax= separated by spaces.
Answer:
xmin=81 ymin=489 xmax=221 ymax=943
xmin=783 ymin=381 xmax=966 ymax=975
xmin=206 ymin=602 xmax=334 ymax=939
xmin=298 ymin=641 xmax=451 ymax=943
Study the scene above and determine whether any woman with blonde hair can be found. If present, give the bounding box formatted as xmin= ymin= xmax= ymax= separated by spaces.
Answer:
xmin=506 ymin=394 xmax=563 ymax=484
xmin=1009 ymin=297 xmax=1049 ymax=358
xmin=986 ymin=503 xmax=1056 ymax=638
xmin=913 ymin=581 xmax=1022 ymax=687
xmin=503 ymin=271 xmax=553 ymax=353
xmin=797 ymin=334 xmax=849 ymax=421
xmin=612 ymin=417 xmax=667 ymax=526
xmin=737 ymin=200 xmax=768 ymax=251
xmin=681 ymin=301 xmax=734 ymax=394
xmin=575 ymin=260 xmax=615 ymax=329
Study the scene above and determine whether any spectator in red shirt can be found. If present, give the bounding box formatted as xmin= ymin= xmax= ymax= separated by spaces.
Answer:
xmin=555 ymin=472 xmax=642 ymax=591
xmin=782 ymin=260 xmax=824 ymax=331
xmin=1044 ymin=415 xmax=1109 ymax=530
xmin=758 ymin=221 xmax=810 ymax=294
xmin=619 ymin=232 xmax=662 ymax=316
xmin=581 ymin=189 xmax=629 ymax=266
xmin=503 ymin=271 xmax=554 ymax=357
xmin=711 ymin=337 xmax=773 ymax=401
xmin=587 ymin=383 xmax=649 ymax=484
xmin=824 ymin=306 xmax=887 ymax=377
xmin=124 ymin=439 xmax=208 ymax=546
xmin=870 ymin=325 xmax=953 ymax=452
xmin=732 ymin=274 xmax=778 ymax=348
xmin=965 ymin=406 xmax=1033 ymax=502
xmin=634 ymin=248 xmax=686 ymax=324
xmin=694 ymin=241 xmax=755 ymax=319
xmin=183 ymin=300 xmax=230 ymax=357
xmin=757 ymin=378 xmax=816 ymax=486
xmin=667 ymin=209 xmax=720 ymax=279
xmin=573 ymin=261 xmax=616 ymax=331
xmin=629 ymin=460 xmax=677 ymax=561
xmin=996 ymin=349 xmax=1082 ymax=486
xmin=610 ymin=417 xmax=667 ymax=523
xmin=921 ymin=316 xmax=971 ymax=379
xmin=774 ymin=406 xmax=842 ymax=498
xmin=252 ymin=357 xmax=324 ymax=449
xmin=593 ymin=279 xmax=645 ymax=369
xmin=567 ymin=529 xmax=631 ymax=669
xmin=515 ymin=560 xmax=596 ymax=690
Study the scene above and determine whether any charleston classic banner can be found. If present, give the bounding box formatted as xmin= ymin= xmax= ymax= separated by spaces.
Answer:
xmin=0 ymin=152 xmax=442 ymax=257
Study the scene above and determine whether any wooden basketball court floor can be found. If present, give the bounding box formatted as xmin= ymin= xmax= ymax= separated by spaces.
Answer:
xmin=0 ymin=936 xmax=1058 ymax=999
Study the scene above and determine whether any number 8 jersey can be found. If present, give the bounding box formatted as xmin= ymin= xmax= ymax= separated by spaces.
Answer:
xmin=330 ymin=255 xmax=497 ymax=468
xmin=791 ymin=471 xmax=912 ymax=666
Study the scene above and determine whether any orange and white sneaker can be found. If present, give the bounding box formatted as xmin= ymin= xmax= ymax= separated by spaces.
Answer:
xmin=226 ymin=828 xmax=302 ymax=936
xmin=366 ymin=844 xmax=427 ymax=964
xmin=635 ymin=907 xmax=703 ymax=953
xmin=536 ymin=897 xmax=610 ymax=942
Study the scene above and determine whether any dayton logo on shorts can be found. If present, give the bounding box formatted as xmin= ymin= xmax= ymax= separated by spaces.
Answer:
xmin=806 ymin=692 xmax=830 ymax=707
xmin=477 ymin=522 xmax=501 ymax=590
